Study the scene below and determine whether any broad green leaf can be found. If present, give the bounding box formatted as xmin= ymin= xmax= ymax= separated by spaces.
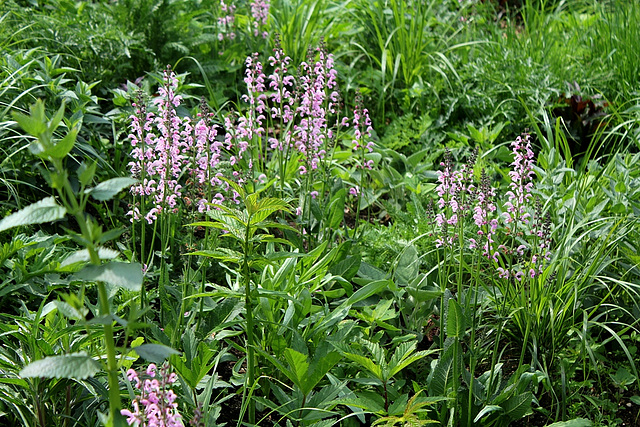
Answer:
xmin=12 ymin=100 xmax=47 ymax=136
xmin=543 ymin=419 xmax=593 ymax=427
xmin=428 ymin=342 xmax=457 ymax=397
xmin=388 ymin=343 xmax=435 ymax=378
xmin=474 ymin=405 xmax=503 ymax=423
xmin=249 ymin=197 xmax=291 ymax=223
xmin=502 ymin=391 xmax=533 ymax=420
xmin=326 ymin=189 xmax=346 ymax=229
xmin=446 ymin=298 xmax=465 ymax=339
xmin=344 ymin=280 xmax=390 ymax=307
xmin=257 ymin=349 xmax=303 ymax=390
xmin=60 ymin=247 xmax=120 ymax=267
xmin=133 ymin=344 xmax=180 ymax=363
xmin=188 ymin=248 xmax=243 ymax=264
xmin=88 ymin=177 xmax=137 ymax=201
xmin=343 ymin=352 xmax=383 ymax=381
xmin=20 ymin=352 xmax=100 ymax=379
xmin=43 ymin=127 xmax=78 ymax=159
xmin=76 ymin=262 xmax=143 ymax=291
xmin=395 ymin=245 xmax=419 ymax=287
xmin=330 ymin=255 xmax=361 ymax=281
xmin=282 ymin=348 xmax=309 ymax=390
xmin=48 ymin=101 xmax=66 ymax=131
xmin=0 ymin=197 xmax=66 ymax=232
xmin=303 ymin=350 xmax=341 ymax=395
xmin=333 ymin=396 xmax=385 ymax=414
xmin=78 ymin=161 xmax=98 ymax=188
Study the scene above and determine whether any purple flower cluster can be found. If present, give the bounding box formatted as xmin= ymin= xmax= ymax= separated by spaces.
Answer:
xmin=127 ymin=68 xmax=226 ymax=220
xmin=222 ymin=44 xmax=345 ymax=186
xmin=192 ymin=103 xmax=224 ymax=212
xmin=469 ymin=169 xmax=498 ymax=260
xmin=347 ymin=93 xmax=373 ymax=197
xmin=267 ymin=36 xmax=295 ymax=151
xmin=217 ymin=0 xmax=236 ymax=42
xmin=433 ymin=149 xmax=476 ymax=248
xmin=216 ymin=0 xmax=270 ymax=45
xmin=121 ymin=363 xmax=183 ymax=427
xmin=250 ymin=0 xmax=270 ymax=38
xmin=127 ymin=67 xmax=189 ymax=224
xmin=504 ymin=133 xmax=535 ymax=226
xmin=429 ymin=134 xmax=553 ymax=281
xmin=294 ymin=45 xmax=341 ymax=175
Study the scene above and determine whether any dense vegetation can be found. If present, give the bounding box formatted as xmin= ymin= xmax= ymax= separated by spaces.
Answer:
xmin=1 ymin=0 xmax=639 ymax=426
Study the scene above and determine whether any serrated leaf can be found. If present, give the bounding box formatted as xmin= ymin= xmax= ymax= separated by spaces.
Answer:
xmin=343 ymin=352 xmax=383 ymax=381
xmin=132 ymin=344 xmax=180 ymax=364
xmin=20 ymin=352 xmax=100 ymax=379
xmin=76 ymin=262 xmax=142 ymax=291
xmin=0 ymin=197 xmax=66 ymax=232
xmin=88 ymin=177 xmax=137 ymax=201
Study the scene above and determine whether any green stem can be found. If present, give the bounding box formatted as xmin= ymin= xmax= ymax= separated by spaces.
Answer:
xmin=243 ymin=224 xmax=256 ymax=425
xmin=55 ymin=159 xmax=122 ymax=417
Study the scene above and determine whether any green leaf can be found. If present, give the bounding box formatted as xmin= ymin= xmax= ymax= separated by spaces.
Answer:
xmin=428 ymin=341 xmax=457 ymax=397
xmin=44 ymin=127 xmax=78 ymax=159
xmin=132 ymin=344 xmax=180 ymax=364
xmin=12 ymin=101 xmax=47 ymax=136
xmin=388 ymin=342 xmax=435 ymax=378
xmin=87 ymin=177 xmax=137 ymax=201
xmin=446 ymin=298 xmax=465 ymax=339
xmin=395 ymin=245 xmax=419 ymax=287
xmin=344 ymin=280 xmax=390 ymax=307
xmin=543 ymin=418 xmax=593 ymax=427
xmin=47 ymin=300 xmax=87 ymax=320
xmin=78 ymin=161 xmax=98 ymax=188
xmin=326 ymin=189 xmax=346 ymax=229
xmin=302 ymin=350 xmax=341 ymax=395
xmin=20 ymin=352 xmax=100 ymax=379
xmin=474 ymin=405 xmax=503 ymax=423
xmin=60 ymin=247 xmax=120 ymax=267
xmin=330 ymin=255 xmax=361 ymax=281
xmin=343 ymin=352 xmax=383 ymax=381
xmin=0 ymin=197 xmax=66 ymax=233
xmin=610 ymin=367 xmax=636 ymax=387
xmin=76 ymin=262 xmax=143 ymax=291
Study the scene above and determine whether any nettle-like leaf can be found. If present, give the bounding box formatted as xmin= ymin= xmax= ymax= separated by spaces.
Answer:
xmin=20 ymin=352 xmax=100 ymax=380
xmin=75 ymin=261 xmax=143 ymax=291
xmin=133 ymin=344 xmax=180 ymax=364
xmin=87 ymin=177 xmax=137 ymax=201
xmin=0 ymin=197 xmax=67 ymax=233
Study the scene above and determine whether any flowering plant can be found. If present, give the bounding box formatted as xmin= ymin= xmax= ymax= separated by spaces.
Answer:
xmin=122 ymin=363 xmax=184 ymax=427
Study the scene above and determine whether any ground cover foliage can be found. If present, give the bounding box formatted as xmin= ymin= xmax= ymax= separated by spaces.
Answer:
xmin=1 ymin=0 xmax=639 ymax=425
